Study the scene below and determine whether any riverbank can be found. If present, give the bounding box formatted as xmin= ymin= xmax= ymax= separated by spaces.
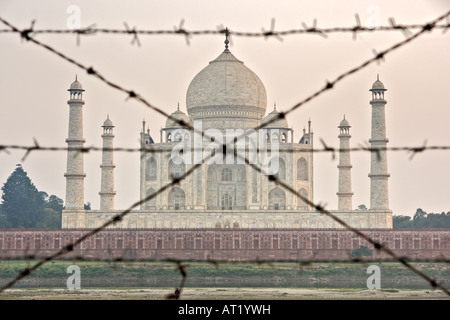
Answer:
xmin=0 ymin=287 xmax=448 ymax=300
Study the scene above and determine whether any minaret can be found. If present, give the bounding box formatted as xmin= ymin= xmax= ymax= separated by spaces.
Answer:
xmin=337 ymin=115 xmax=353 ymax=211
xmin=368 ymin=75 xmax=390 ymax=210
xmin=140 ymin=119 xmax=155 ymax=209
xmin=64 ymin=76 xmax=86 ymax=211
xmin=99 ymin=115 xmax=116 ymax=211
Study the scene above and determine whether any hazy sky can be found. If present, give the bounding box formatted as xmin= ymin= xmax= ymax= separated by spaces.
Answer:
xmin=0 ymin=0 xmax=449 ymax=216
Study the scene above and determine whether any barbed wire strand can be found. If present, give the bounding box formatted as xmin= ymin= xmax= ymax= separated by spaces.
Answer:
xmin=0 ymin=20 xmax=449 ymax=38
xmin=0 ymin=11 xmax=449 ymax=297
xmin=0 ymin=142 xmax=446 ymax=161
xmin=1 ymin=254 xmax=449 ymax=264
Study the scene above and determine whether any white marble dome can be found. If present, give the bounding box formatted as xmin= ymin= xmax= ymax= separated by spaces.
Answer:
xmin=371 ymin=80 xmax=385 ymax=90
xmin=70 ymin=79 xmax=83 ymax=90
xmin=339 ymin=117 xmax=350 ymax=127
xmin=186 ymin=48 xmax=267 ymax=122
xmin=102 ymin=115 xmax=114 ymax=127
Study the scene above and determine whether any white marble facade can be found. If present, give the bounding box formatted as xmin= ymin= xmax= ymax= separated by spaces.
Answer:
xmin=62 ymin=41 xmax=393 ymax=229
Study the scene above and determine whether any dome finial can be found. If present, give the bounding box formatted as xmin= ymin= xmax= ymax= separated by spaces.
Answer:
xmin=224 ymin=27 xmax=229 ymax=50
xmin=377 ymin=74 xmax=379 ymax=81
xmin=274 ymin=102 xmax=276 ymax=110
xmin=177 ymin=102 xmax=180 ymax=111
xmin=75 ymin=74 xmax=77 ymax=81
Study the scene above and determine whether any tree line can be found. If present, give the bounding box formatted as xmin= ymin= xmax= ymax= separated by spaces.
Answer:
xmin=0 ymin=164 xmax=90 ymax=229
xmin=393 ymin=208 xmax=450 ymax=229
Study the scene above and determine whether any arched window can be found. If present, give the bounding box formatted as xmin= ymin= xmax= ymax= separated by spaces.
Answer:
xmin=281 ymin=132 xmax=287 ymax=143
xmin=169 ymin=157 xmax=185 ymax=179
xmin=277 ymin=158 xmax=286 ymax=180
xmin=168 ymin=187 xmax=185 ymax=210
xmin=221 ymin=193 xmax=233 ymax=210
xmin=233 ymin=222 xmax=239 ymax=228
xmin=297 ymin=157 xmax=308 ymax=180
xmin=272 ymin=132 xmax=279 ymax=142
xmin=145 ymin=188 xmax=157 ymax=209
xmin=268 ymin=157 xmax=285 ymax=180
xmin=174 ymin=132 xmax=182 ymax=142
xmin=221 ymin=168 xmax=232 ymax=181
xmin=269 ymin=187 xmax=286 ymax=210
xmin=184 ymin=132 xmax=190 ymax=142
xmin=297 ymin=188 xmax=309 ymax=210
xmin=167 ymin=132 xmax=172 ymax=143
xmin=145 ymin=158 xmax=157 ymax=181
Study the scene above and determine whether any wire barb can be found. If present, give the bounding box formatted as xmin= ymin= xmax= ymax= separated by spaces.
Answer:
xmin=124 ymin=22 xmax=141 ymax=47
xmin=261 ymin=18 xmax=283 ymax=41
xmin=174 ymin=19 xmax=191 ymax=45
xmin=20 ymin=19 xmax=36 ymax=41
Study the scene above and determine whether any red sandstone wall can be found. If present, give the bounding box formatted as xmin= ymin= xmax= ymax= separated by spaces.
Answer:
xmin=0 ymin=229 xmax=448 ymax=261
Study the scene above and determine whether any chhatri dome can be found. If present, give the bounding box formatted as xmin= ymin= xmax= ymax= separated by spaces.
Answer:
xmin=165 ymin=104 xmax=191 ymax=128
xmin=339 ymin=115 xmax=350 ymax=128
xmin=371 ymin=74 xmax=386 ymax=90
xmin=103 ymin=115 xmax=114 ymax=127
xmin=69 ymin=75 xmax=84 ymax=91
xmin=261 ymin=103 xmax=289 ymax=128
xmin=186 ymin=31 xmax=267 ymax=130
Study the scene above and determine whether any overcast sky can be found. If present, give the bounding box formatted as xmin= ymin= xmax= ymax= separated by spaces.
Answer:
xmin=0 ymin=0 xmax=449 ymax=216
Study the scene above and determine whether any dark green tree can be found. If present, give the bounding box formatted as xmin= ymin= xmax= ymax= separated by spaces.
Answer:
xmin=40 ymin=194 xmax=63 ymax=228
xmin=0 ymin=203 xmax=7 ymax=227
xmin=1 ymin=164 xmax=46 ymax=228
xmin=412 ymin=208 xmax=428 ymax=228
xmin=393 ymin=209 xmax=450 ymax=229
xmin=350 ymin=245 xmax=373 ymax=258
xmin=46 ymin=194 xmax=64 ymax=212
xmin=1 ymin=165 xmax=63 ymax=228
xmin=393 ymin=215 xmax=412 ymax=228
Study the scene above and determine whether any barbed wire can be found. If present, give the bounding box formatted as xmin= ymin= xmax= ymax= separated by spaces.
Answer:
xmin=0 ymin=142 xmax=444 ymax=163
xmin=1 ymin=253 xmax=449 ymax=264
xmin=0 ymin=16 xmax=449 ymax=45
xmin=0 ymin=10 xmax=449 ymax=298
xmin=0 ymin=139 xmax=441 ymax=153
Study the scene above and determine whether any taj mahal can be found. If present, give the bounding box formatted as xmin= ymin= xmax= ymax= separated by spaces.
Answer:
xmin=62 ymin=37 xmax=392 ymax=229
